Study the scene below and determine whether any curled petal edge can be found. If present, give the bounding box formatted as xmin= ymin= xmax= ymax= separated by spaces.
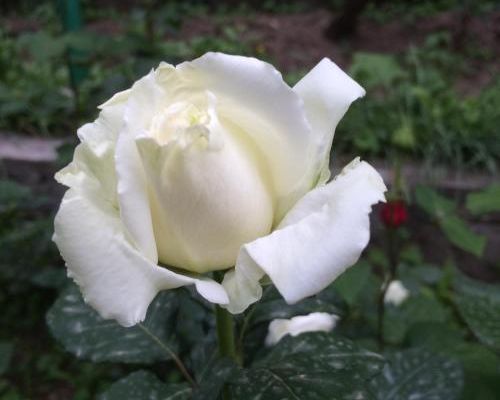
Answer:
xmin=53 ymin=190 xmax=228 ymax=327
xmin=222 ymin=158 xmax=386 ymax=314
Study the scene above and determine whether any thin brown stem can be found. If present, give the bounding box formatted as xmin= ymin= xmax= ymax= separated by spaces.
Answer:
xmin=138 ymin=323 xmax=196 ymax=387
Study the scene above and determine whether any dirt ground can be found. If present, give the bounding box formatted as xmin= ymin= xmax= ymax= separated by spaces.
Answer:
xmin=180 ymin=8 xmax=500 ymax=95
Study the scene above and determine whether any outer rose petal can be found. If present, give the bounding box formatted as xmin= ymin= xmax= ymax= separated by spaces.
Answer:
xmin=265 ymin=312 xmax=339 ymax=346
xmin=177 ymin=52 xmax=316 ymax=220
xmin=77 ymin=89 xmax=130 ymax=152
xmin=53 ymin=190 xmax=228 ymax=327
xmin=223 ymin=159 xmax=386 ymax=313
xmin=294 ymin=58 xmax=365 ymax=184
xmin=55 ymin=91 xmax=130 ymax=208
xmin=114 ymin=70 xmax=171 ymax=263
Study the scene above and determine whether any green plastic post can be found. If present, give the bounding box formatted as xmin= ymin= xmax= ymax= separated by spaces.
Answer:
xmin=57 ymin=0 xmax=88 ymax=92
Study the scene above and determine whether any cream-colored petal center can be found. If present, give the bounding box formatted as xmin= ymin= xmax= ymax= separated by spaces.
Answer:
xmin=137 ymin=95 xmax=275 ymax=273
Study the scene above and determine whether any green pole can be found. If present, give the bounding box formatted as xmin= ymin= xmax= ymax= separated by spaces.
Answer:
xmin=56 ymin=0 xmax=88 ymax=102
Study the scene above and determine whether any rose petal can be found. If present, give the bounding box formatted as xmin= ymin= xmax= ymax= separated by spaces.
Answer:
xmin=265 ymin=312 xmax=339 ymax=346
xmin=53 ymin=190 xmax=228 ymax=327
xmin=294 ymin=58 xmax=365 ymax=184
xmin=134 ymin=110 xmax=274 ymax=272
xmin=112 ymin=69 xmax=174 ymax=263
xmin=223 ymin=159 xmax=386 ymax=313
xmin=55 ymin=142 xmax=117 ymax=207
xmin=177 ymin=52 xmax=315 ymax=220
xmin=114 ymin=134 xmax=158 ymax=263
xmin=55 ymin=91 xmax=130 ymax=208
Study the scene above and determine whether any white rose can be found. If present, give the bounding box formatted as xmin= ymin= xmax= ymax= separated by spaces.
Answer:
xmin=265 ymin=312 xmax=340 ymax=346
xmin=53 ymin=52 xmax=386 ymax=327
xmin=384 ymin=280 xmax=410 ymax=306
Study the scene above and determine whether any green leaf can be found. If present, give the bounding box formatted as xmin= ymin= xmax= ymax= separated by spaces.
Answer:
xmin=414 ymin=186 xmax=486 ymax=256
xmin=404 ymin=265 xmax=444 ymax=286
xmin=47 ymin=285 xmax=179 ymax=363
xmin=406 ymin=322 xmax=465 ymax=349
xmin=98 ymin=370 xmax=191 ymax=400
xmin=30 ymin=267 xmax=68 ymax=289
xmin=370 ymin=349 xmax=463 ymax=400
xmin=175 ymin=289 xmax=218 ymax=379
xmin=231 ymin=333 xmax=384 ymax=399
xmin=240 ymin=287 xmax=343 ymax=364
xmin=414 ymin=186 xmax=456 ymax=217
xmin=0 ymin=342 xmax=13 ymax=375
xmin=333 ymin=261 xmax=372 ymax=306
xmin=249 ymin=286 xmax=341 ymax=326
xmin=193 ymin=358 xmax=238 ymax=400
xmin=440 ymin=215 xmax=486 ymax=257
xmin=406 ymin=322 xmax=500 ymax=400
xmin=466 ymin=185 xmax=500 ymax=215
xmin=383 ymin=292 xmax=453 ymax=344
xmin=454 ymin=274 xmax=500 ymax=351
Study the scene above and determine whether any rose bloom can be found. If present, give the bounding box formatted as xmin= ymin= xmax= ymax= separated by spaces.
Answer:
xmin=54 ymin=52 xmax=386 ymax=326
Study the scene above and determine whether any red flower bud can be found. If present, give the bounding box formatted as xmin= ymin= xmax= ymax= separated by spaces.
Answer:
xmin=380 ymin=200 xmax=408 ymax=228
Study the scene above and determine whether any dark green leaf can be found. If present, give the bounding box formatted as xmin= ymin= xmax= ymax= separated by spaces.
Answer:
xmin=370 ymin=349 xmax=463 ymax=400
xmin=30 ymin=267 xmax=68 ymax=289
xmin=98 ymin=370 xmax=191 ymax=400
xmin=414 ymin=186 xmax=486 ymax=256
xmin=440 ymin=215 xmax=486 ymax=257
xmin=249 ymin=286 xmax=341 ymax=326
xmin=404 ymin=265 xmax=444 ymax=286
xmin=47 ymin=285 xmax=178 ymax=363
xmin=333 ymin=261 xmax=372 ymax=306
xmin=454 ymin=275 xmax=500 ymax=351
xmin=383 ymin=292 xmax=453 ymax=344
xmin=241 ymin=287 xmax=342 ymax=364
xmin=466 ymin=185 xmax=500 ymax=215
xmin=231 ymin=333 xmax=384 ymax=399
xmin=414 ymin=186 xmax=455 ymax=217
xmin=193 ymin=358 xmax=238 ymax=400
xmin=398 ymin=322 xmax=500 ymax=400
xmin=406 ymin=322 xmax=465 ymax=349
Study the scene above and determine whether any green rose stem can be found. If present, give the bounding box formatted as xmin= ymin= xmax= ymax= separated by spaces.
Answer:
xmin=214 ymin=272 xmax=239 ymax=400
xmin=213 ymin=271 xmax=238 ymax=363
xmin=215 ymin=305 xmax=238 ymax=361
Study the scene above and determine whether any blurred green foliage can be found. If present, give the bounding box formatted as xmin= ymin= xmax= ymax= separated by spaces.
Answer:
xmin=335 ymin=33 xmax=500 ymax=170
xmin=1 ymin=2 xmax=499 ymax=171
xmin=0 ymin=1 xmax=253 ymax=136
